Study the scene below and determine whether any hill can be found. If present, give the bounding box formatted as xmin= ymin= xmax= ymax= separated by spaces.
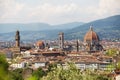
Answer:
xmin=0 ymin=22 xmax=84 ymax=33
xmin=0 ymin=15 xmax=120 ymax=41
xmin=0 ymin=22 xmax=83 ymax=41
xmin=65 ymin=15 xmax=120 ymax=40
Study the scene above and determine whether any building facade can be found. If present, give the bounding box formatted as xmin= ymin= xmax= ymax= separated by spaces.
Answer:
xmin=15 ymin=30 xmax=20 ymax=47
xmin=84 ymin=26 xmax=103 ymax=52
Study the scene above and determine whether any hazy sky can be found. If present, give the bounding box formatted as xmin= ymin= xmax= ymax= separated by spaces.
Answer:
xmin=0 ymin=0 xmax=120 ymax=25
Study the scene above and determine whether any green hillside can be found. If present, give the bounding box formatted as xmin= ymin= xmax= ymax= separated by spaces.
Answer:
xmin=0 ymin=15 xmax=120 ymax=41
xmin=65 ymin=15 xmax=120 ymax=40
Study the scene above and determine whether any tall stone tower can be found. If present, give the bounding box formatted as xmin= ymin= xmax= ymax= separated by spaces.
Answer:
xmin=15 ymin=30 xmax=20 ymax=47
xmin=76 ymin=40 xmax=79 ymax=52
xmin=59 ymin=32 xmax=64 ymax=50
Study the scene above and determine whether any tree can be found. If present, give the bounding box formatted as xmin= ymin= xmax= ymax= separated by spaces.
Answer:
xmin=26 ymin=67 xmax=45 ymax=80
xmin=96 ymin=75 xmax=109 ymax=80
xmin=106 ymin=48 xmax=118 ymax=57
xmin=10 ymin=68 xmax=24 ymax=80
xmin=41 ymin=62 xmax=111 ymax=80
xmin=116 ymin=61 xmax=120 ymax=69
xmin=32 ymin=68 xmax=45 ymax=80
xmin=42 ymin=62 xmax=82 ymax=80
xmin=47 ymin=63 xmax=57 ymax=72
xmin=0 ymin=54 xmax=9 ymax=80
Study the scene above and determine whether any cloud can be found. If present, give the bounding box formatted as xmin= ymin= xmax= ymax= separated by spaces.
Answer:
xmin=0 ymin=0 xmax=119 ymax=24
xmin=26 ymin=3 xmax=100 ymax=24
xmin=0 ymin=0 xmax=25 ymax=23
xmin=97 ymin=0 xmax=120 ymax=17
xmin=27 ymin=3 xmax=79 ymax=24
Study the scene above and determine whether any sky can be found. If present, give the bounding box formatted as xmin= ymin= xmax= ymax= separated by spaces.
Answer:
xmin=0 ymin=0 xmax=120 ymax=25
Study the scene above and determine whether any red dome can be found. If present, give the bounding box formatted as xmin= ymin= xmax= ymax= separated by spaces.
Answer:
xmin=84 ymin=27 xmax=99 ymax=42
xmin=36 ymin=41 xmax=44 ymax=47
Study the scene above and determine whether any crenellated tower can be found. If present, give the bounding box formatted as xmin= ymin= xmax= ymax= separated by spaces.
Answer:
xmin=15 ymin=30 xmax=20 ymax=47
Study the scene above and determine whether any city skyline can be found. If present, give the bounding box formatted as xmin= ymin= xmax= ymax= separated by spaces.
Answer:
xmin=0 ymin=1 xmax=120 ymax=80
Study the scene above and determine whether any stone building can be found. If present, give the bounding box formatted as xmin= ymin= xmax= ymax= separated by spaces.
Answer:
xmin=84 ymin=26 xmax=103 ymax=52
xmin=11 ymin=30 xmax=21 ymax=53
xmin=59 ymin=32 xmax=64 ymax=50
xmin=15 ymin=30 xmax=20 ymax=47
xmin=36 ymin=41 xmax=45 ymax=49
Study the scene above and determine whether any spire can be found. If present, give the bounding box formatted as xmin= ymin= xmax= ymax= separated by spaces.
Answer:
xmin=90 ymin=26 xmax=93 ymax=31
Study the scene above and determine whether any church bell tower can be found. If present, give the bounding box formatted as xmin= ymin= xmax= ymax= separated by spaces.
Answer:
xmin=15 ymin=30 xmax=20 ymax=47
xmin=59 ymin=32 xmax=64 ymax=50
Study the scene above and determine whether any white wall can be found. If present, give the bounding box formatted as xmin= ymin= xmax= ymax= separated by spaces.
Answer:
xmin=34 ymin=62 xmax=45 ymax=68
xmin=116 ymin=75 xmax=120 ymax=80
xmin=10 ymin=62 xmax=25 ymax=68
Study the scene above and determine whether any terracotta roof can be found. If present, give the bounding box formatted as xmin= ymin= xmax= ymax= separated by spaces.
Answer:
xmin=36 ymin=41 xmax=44 ymax=47
xmin=84 ymin=27 xmax=99 ymax=42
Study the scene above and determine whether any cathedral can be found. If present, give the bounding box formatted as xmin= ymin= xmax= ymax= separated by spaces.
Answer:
xmin=84 ymin=26 xmax=103 ymax=52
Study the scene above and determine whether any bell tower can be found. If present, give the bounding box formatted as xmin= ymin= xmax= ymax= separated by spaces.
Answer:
xmin=15 ymin=30 xmax=20 ymax=47
xmin=59 ymin=32 xmax=64 ymax=50
xmin=76 ymin=40 xmax=79 ymax=52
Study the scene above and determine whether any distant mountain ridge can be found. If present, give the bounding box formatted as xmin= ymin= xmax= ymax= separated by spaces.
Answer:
xmin=0 ymin=22 xmax=84 ymax=33
xmin=65 ymin=15 xmax=120 ymax=40
xmin=0 ymin=15 xmax=120 ymax=41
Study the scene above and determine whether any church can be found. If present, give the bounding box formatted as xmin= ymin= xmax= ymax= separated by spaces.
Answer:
xmin=83 ymin=26 xmax=103 ymax=52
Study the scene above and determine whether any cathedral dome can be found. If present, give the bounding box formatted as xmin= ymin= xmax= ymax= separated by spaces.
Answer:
xmin=36 ymin=41 xmax=45 ymax=49
xmin=84 ymin=26 xmax=99 ymax=42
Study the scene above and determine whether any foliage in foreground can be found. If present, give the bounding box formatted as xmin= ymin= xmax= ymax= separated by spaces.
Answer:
xmin=106 ymin=48 xmax=119 ymax=57
xmin=42 ymin=63 xmax=82 ymax=80
xmin=40 ymin=62 xmax=111 ymax=80
xmin=0 ymin=54 xmax=9 ymax=80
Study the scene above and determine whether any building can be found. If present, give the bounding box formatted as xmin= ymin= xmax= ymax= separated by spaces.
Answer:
xmin=15 ymin=30 xmax=20 ymax=47
xmin=10 ymin=60 xmax=25 ymax=69
xmin=59 ymin=32 xmax=64 ymax=50
xmin=7 ymin=26 xmax=117 ymax=73
xmin=84 ymin=26 xmax=103 ymax=52
xmin=36 ymin=41 xmax=45 ymax=49
xmin=11 ymin=30 xmax=21 ymax=53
